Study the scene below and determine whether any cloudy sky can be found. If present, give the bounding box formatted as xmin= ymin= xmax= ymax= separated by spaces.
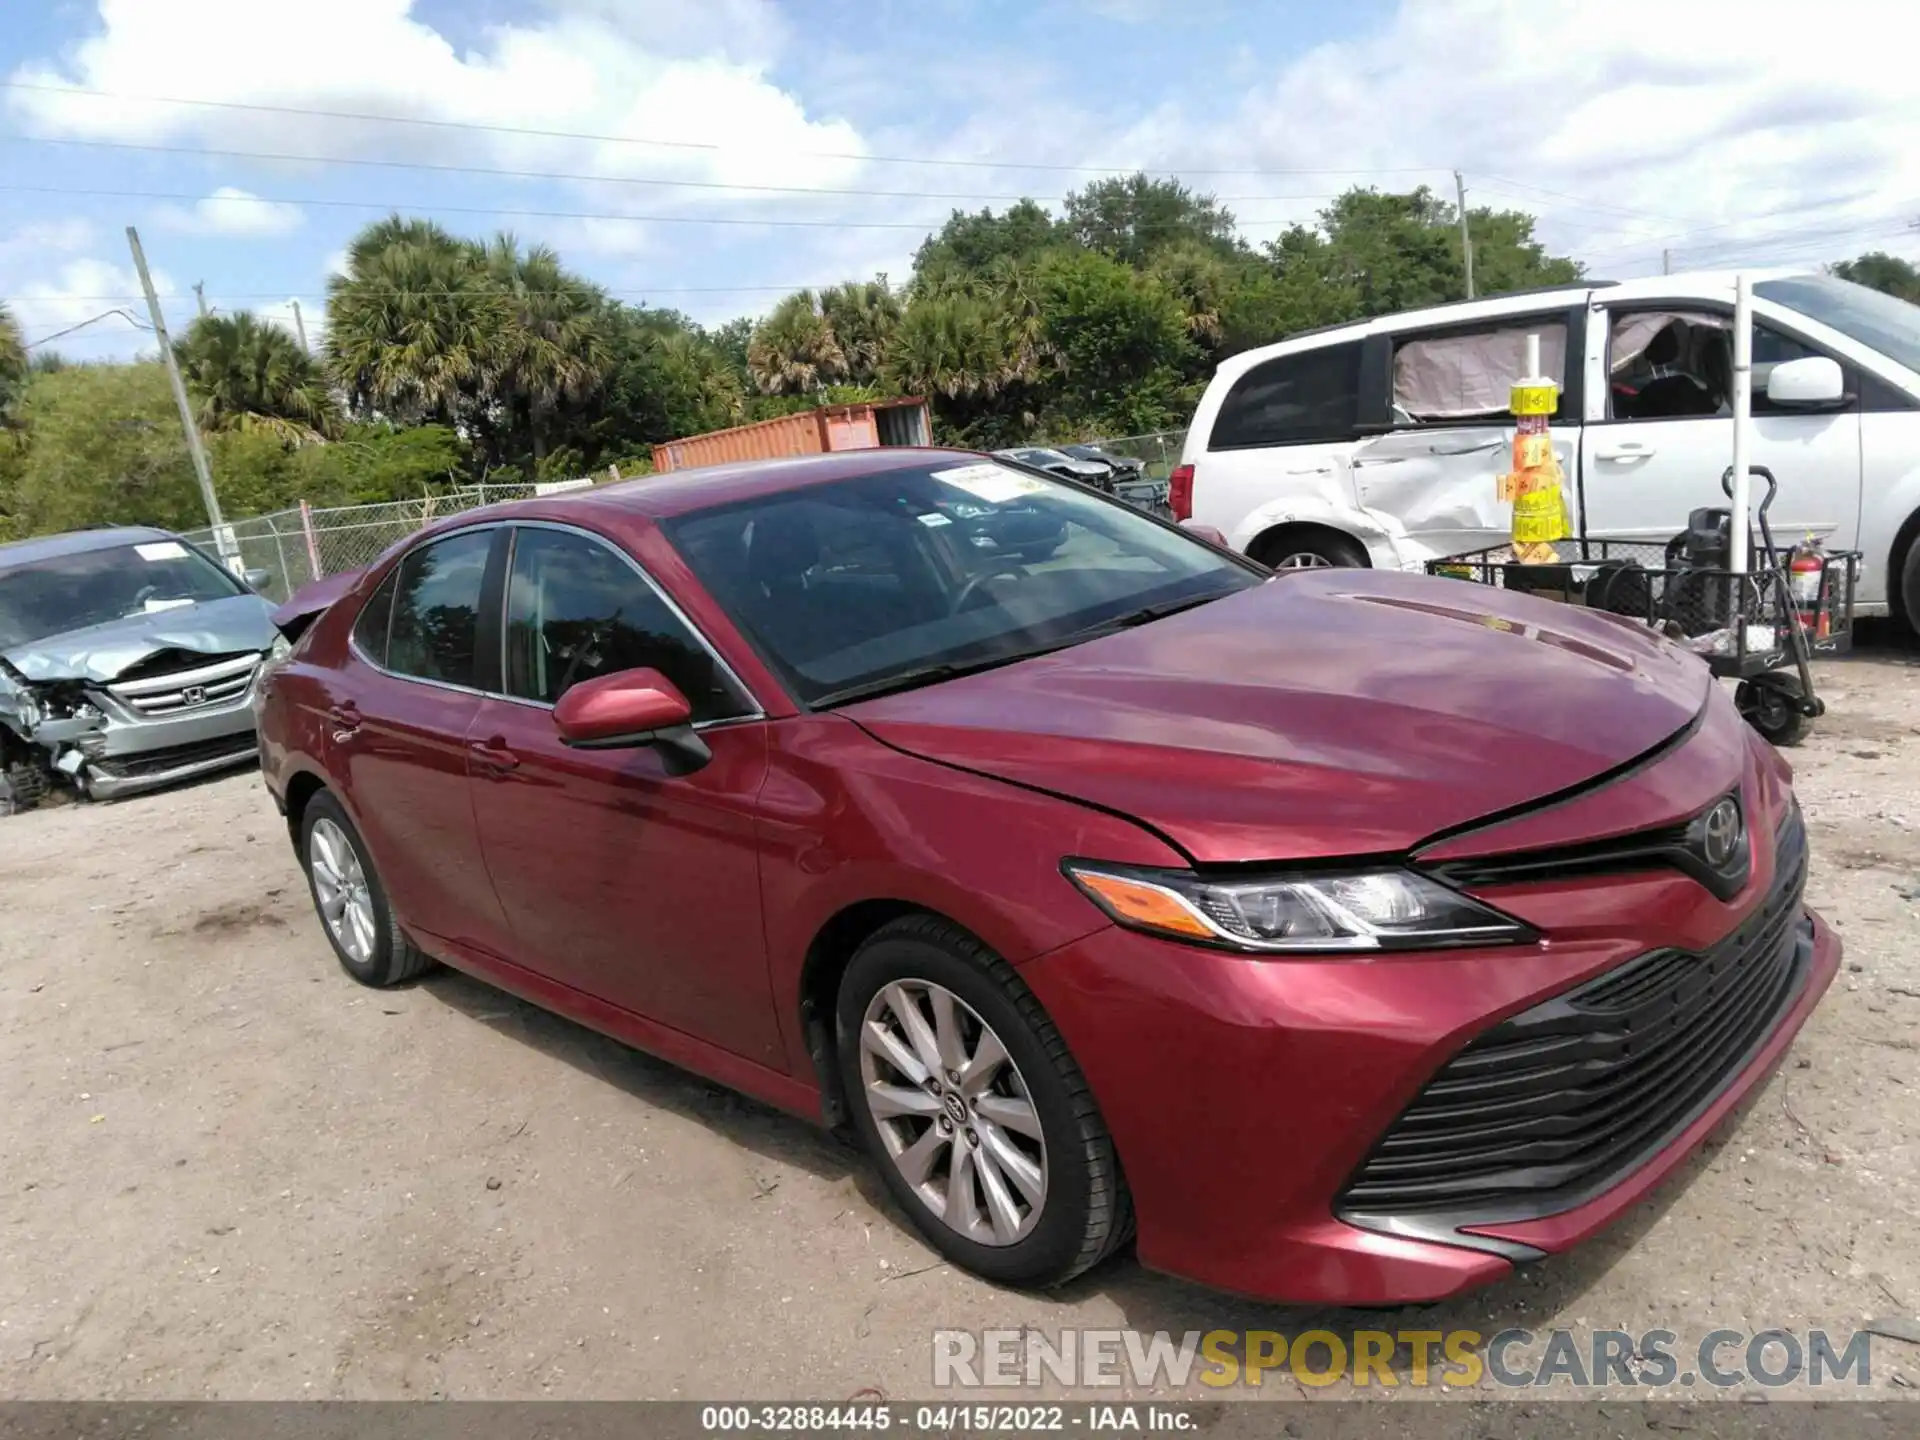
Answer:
xmin=3 ymin=0 xmax=1916 ymax=361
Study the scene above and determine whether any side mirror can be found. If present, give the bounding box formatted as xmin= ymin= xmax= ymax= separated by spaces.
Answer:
xmin=1766 ymin=356 xmax=1847 ymax=409
xmin=1180 ymin=521 xmax=1230 ymax=548
xmin=242 ymin=567 xmax=274 ymax=592
xmin=552 ymin=667 xmax=710 ymax=772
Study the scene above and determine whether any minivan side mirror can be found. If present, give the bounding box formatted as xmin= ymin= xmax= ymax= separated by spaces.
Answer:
xmin=552 ymin=667 xmax=710 ymax=772
xmin=1766 ymin=356 xmax=1848 ymax=409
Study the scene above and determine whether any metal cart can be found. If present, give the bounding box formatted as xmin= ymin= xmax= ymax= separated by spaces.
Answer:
xmin=1427 ymin=466 xmax=1858 ymax=746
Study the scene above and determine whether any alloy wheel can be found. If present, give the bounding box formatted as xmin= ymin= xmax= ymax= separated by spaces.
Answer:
xmin=309 ymin=817 xmax=377 ymax=965
xmin=857 ymin=979 xmax=1048 ymax=1246
xmin=1273 ymin=550 xmax=1335 ymax=569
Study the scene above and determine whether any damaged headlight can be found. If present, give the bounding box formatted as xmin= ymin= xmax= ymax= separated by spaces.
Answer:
xmin=1061 ymin=861 xmax=1535 ymax=954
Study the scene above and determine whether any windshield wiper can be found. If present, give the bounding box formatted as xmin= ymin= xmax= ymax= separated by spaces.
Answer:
xmin=1071 ymin=591 xmax=1226 ymax=639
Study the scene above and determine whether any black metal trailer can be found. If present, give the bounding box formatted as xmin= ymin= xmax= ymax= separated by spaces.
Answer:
xmin=1427 ymin=466 xmax=1858 ymax=746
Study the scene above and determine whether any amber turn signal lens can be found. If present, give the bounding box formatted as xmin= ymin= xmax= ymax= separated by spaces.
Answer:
xmin=1067 ymin=869 xmax=1216 ymax=941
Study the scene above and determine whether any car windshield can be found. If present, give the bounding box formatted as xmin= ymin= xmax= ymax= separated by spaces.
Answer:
xmin=1755 ymin=273 xmax=1920 ymax=376
xmin=665 ymin=460 xmax=1262 ymax=707
xmin=0 ymin=540 xmax=245 ymax=650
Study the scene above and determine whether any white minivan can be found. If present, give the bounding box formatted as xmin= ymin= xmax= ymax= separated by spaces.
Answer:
xmin=1173 ymin=269 xmax=1920 ymax=627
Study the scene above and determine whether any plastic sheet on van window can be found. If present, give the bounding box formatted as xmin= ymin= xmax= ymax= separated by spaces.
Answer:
xmin=1392 ymin=324 xmax=1566 ymax=420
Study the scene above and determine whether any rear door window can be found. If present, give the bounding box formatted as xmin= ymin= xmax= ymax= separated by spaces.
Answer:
xmin=386 ymin=530 xmax=494 ymax=688
xmin=350 ymin=571 xmax=398 ymax=666
xmin=1209 ymin=341 xmax=1363 ymax=449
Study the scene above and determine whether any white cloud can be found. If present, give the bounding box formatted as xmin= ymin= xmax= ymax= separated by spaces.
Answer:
xmin=3 ymin=251 xmax=173 ymax=360
xmin=8 ymin=0 xmax=870 ymax=204
xmin=154 ymin=186 xmax=305 ymax=237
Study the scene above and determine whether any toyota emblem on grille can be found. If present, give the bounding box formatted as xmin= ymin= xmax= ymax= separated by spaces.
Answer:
xmin=180 ymin=685 xmax=209 ymax=707
xmin=1701 ymin=797 xmax=1743 ymax=869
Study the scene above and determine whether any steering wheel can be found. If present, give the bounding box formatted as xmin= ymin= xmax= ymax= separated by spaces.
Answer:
xmin=949 ymin=564 xmax=1027 ymax=614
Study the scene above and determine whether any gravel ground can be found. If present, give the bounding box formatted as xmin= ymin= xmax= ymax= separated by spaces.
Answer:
xmin=1 ymin=633 xmax=1917 ymax=1404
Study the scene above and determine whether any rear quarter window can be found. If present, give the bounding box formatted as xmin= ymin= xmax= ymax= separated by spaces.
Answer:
xmin=1208 ymin=340 xmax=1363 ymax=450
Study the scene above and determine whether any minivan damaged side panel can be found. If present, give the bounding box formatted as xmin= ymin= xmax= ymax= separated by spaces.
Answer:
xmin=1347 ymin=426 xmax=1575 ymax=563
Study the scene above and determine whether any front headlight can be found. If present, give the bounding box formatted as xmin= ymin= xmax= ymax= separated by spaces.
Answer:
xmin=1061 ymin=860 xmax=1534 ymax=954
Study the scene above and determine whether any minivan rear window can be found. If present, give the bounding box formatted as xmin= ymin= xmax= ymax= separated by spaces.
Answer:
xmin=1209 ymin=341 xmax=1363 ymax=449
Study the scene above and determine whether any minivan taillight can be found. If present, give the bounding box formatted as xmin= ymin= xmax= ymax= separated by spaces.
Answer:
xmin=1169 ymin=463 xmax=1194 ymax=521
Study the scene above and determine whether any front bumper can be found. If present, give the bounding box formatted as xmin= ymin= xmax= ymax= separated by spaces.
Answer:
xmin=1022 ymin=801 xmax=1839 ymax=1305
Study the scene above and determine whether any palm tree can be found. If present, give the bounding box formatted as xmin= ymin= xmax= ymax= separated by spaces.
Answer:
xmin=479 ymin=233 xmax=611 ymax=463
xmin=1146 ymin=241 xmax=1229 ymax=348
xmin=747 ymin=290 xmax=846 ymax=395
xmin=174 ymin=311 xmax=339 ymax=442
xmin=818 ymin=280 xmax=901 ymax=387
xmin=881 ymin=293 xmax=1012 ymax=401
xmin=326 ymin=225 xmax=512 ymax=425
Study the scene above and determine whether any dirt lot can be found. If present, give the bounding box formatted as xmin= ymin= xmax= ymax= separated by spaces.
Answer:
xmin=2 ymin=636 xmax=1918 ymax=1404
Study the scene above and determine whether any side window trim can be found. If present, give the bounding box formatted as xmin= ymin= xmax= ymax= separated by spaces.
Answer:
xmin=499 ymin=519 xmax=765 ymax=726
xmin=345 ymin=522 xmax=504 ymax=700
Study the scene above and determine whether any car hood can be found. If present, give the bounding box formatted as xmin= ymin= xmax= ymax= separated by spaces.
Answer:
xmin=845 ymin=568 xmax=1712 ymax=863
xmin=0 ymin=593 xmax=278 ymax=684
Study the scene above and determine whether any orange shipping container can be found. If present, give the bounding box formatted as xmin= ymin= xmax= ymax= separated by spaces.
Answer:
xmin=651 ymin=398 xmax=931 ymax=473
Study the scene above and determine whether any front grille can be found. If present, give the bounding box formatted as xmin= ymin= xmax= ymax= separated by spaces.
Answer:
xmin=105 ymin=652 xmax=260 ymax=717
xmin=1339 ymin=804 xmax=1809 ymax=1222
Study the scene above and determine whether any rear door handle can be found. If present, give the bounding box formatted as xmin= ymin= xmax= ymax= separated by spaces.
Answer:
xmin=1430 ymin=438 xmax=1505 ymax=457
xmin=468 ymin=740 xmax=520 ymax=775
xmin=1595 ymin=442 xmax=1655 ymax=462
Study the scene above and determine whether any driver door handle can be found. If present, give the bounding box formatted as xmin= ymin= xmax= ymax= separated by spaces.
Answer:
xmin=1595 ymin=442 xmax=1655 ymax=462
xmin=468 ymin=740 xmax=520 ymax=775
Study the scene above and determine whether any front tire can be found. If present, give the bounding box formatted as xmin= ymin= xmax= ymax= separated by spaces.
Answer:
xmin=299 ymin=791 xmax=432 ymax=987
xmin=836 ymin=915 xmax=1131 ymax=1289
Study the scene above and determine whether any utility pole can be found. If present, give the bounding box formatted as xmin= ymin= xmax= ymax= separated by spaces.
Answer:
xmin=290 ymin=299 xmax=310 ymax=354
xmin=1454 ymin=170 xmax=1475 ymax=300
xmin=1662 ymin=249 xmax=1672 ymax=276
xmin=193 ymin=280 xmax=207 ymax=318
xmin=127 ymin=226 xmax=230 ymax=556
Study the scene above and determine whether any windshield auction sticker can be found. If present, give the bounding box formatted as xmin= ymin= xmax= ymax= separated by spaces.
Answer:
xmin=932 ymin=464 xmax=1049 ymax=504
xmin=133 ymin=541 xmax=189 ymax=562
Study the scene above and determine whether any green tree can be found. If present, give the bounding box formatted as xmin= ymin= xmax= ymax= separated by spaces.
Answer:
xmin=174 ymin=311 xmax=339 ymax=443
xmin=747 ymin=290 xmax=847 ymax=395
xmin=479 ymin=233 xmax=612 ymax=464
xmin=291 ymin=423 xmax=468 ymax=505
xmin=912 ymin=200 xmax=1061 ymax=290
xmin=1833 ymin=252 xmax=1920 ymax=302
xmin=1033 ymin=249 xmax=1195 ymax=434
xmin=818 ymin=280 xmax=903 ymax=387
xmin=5 ymin=363 xmax=204 ymax=535
xmin=325 ymin=216 xmax=511 ymax=427
xmin=0 ymin=300 xmax=25 ymax=421
xmin=1062 ymin=174 xmax=1239 ymax=268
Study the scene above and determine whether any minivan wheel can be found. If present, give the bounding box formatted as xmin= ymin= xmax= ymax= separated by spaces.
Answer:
xmin=1252 ymin=529 xmax=1367 ymax=571
xmin=299 ymin=791 xmax=431 ymax=987
xmin=836 ymin=915 xmax=1132 ymax=1289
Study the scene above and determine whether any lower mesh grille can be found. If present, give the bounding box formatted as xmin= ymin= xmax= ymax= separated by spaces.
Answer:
xmin=1339 ymin=804 xmax=1809 ymax=1221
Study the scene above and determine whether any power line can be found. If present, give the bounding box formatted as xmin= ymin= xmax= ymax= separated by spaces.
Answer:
xmin=1476 ymin=175 xmax=1701 ymax=226
xmin=0 ymin=181 xmax=1330 ymax=231
xmin=1572 ymin=198 xmax=1918 ymax=259
xmin=23 ymin=307 xmax=152 ymax=347
xmin=0 ymin=134 xmax=1364 ymax=206
xmin=1 ymin=80 xmax=1448 ymax=178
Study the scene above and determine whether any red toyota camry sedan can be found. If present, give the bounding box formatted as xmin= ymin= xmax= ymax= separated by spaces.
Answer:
xmin=256 ymin=448 xmax=1838 ymax=1305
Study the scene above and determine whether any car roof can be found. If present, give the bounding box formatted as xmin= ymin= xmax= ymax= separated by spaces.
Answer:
xmin=0 ymin=525 xmax=179 ymax=570
xmin=522 ymin=447 xmax=994 ymax=526
xmin=1207 ymin=267 xmax=1823 ymax=385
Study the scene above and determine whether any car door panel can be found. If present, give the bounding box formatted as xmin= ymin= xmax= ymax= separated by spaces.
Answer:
xmin=464 ymin=523 xmax=783 ymax=1068
xmin=1581 ymin=306 xmax=1864 ymax=549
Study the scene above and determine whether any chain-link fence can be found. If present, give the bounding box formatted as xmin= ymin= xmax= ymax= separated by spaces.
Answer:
xmin=1079 ymin=430 xmax=1187 ymax=480
xmin=182 ymin=483 xmax=541 ymax=604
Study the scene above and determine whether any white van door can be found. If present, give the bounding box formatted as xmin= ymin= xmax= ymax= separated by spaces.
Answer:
xmin=1358 ymin=309 xmax=1583 ymax=560
xmin=1580 ymin=305 xmax=1862 ymax=550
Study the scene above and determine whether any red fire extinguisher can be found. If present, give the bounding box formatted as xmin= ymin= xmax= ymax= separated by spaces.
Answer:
xmin=1788 ymin=540 xmax=1828 ymax=641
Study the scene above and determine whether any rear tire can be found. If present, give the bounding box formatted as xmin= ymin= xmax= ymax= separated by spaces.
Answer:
xmin=1251 ymin=528 xmax=1368 ymax=571
xmin=836 ymin=914 xmax=1132 ymax=1290
xmin=299 ymin=790 xmax=432 ymax=987
xmin=1899 ymin=534 xmax=1920 ymax=635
